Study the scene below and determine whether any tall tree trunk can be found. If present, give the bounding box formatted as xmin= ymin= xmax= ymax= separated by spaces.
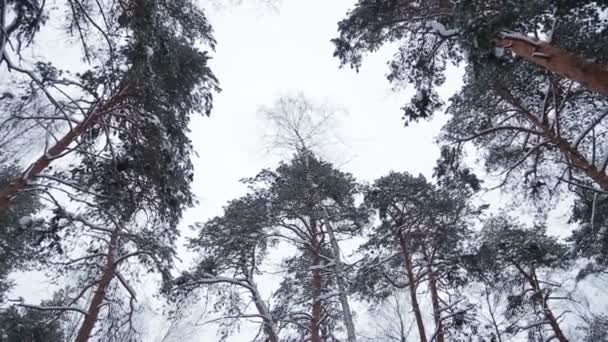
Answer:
xmin=528 ymin=267 xmax=569 ymax=342
xmin=423 ymin=250 xmax=444 ymax=342
xmin=249 ymin=277 xmax=279 ymax=342
xmin=483 ymin=283 xmax=503 ymax=342
xmin=398 ymin=234 xmax=427 ymax=342
xmin=0 ymin=87 xmax=128 ymax=215
xmin=496 ymin=35 xmax=608 ymax=98
xmin=323 ymin=210 xmax=357 ymax=342
xmin=310 ymin=218 xmax=322 ymax=342
xmin=514 ymin=264 xmax=569 ymax=342
xmin=75 ymin=227 xmax=120 ymax=342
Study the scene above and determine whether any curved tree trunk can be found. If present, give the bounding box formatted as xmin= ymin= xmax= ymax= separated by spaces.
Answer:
xmin=75 ymin=227 xmax=120 ymax=342
xmin=496 ymin=34 xmax=608 ymax=98
xmin=249 ymin=278 xmax=279 ymax=342
xmin=398 ymin=234 xmax=427 ymax=342
xmin=528 ymin=267 xmax=569 ymax=342
xmin=0 ymin=87 xmax=128 ymax=215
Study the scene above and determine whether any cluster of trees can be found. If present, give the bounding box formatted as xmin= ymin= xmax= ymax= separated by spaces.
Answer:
xmin=0 ymin=0 xmax=607 ymax=341
xmin=163 ymin=95 xmax=596 ymax=342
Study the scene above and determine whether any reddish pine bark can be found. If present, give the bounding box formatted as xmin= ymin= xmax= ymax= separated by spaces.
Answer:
xmin=0 ymin=87 xmax=128 ymax=215
xmin=74 ymin=228 xmax=120 ymax=342
xmin=528 ymin=267 xmax=569 ymax=342
xmin=398 ymin=234 xmax=427 ymax=342
xmin=496 ymin=35 xmax=608 ymax=98
xmin=424 ymin=252 xmax=444 ymax=342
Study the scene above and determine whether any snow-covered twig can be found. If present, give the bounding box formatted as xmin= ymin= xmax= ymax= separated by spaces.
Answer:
xmin=115 ymin=271 xmax=137 ymax=301
xmin=499 ymin=31 xmax=542 ymax=46
xmin=426 ymin=20 xmax=459 ymax=37
xmin=16 ymin=303 xmax=88 ymax=316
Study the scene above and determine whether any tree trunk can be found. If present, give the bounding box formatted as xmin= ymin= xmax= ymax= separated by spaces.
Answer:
xmin=423 ymin=251 xmax=444 ymax=342
xmin=0 ymin=87 xmax=128 ymax=215
xmin=514 ymin=265 xmax=569 ymax=342
xmin=543 ymin=307 xmax=569 ymax=342
xmin=483 ymin=284 xmax=503 ymax=342
xmin=74 ymin=228 xmax=120 ymax=342
xmin=323 ymin=211 xmax=357 ymax=342
xmin=496 ymin=35 xmax=608 ymax=98
xmin=310 ymin=218 xmax=322 ymax=342
xmin=528 ymin=268 xmax=569 ymax=342
xmin=249 ymin=278 xmax=279 ymax=342
xmin=398 ymin=234 xmax=427 ymax=342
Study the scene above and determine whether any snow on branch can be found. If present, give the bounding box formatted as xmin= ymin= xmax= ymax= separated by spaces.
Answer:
xmin=63 ymin=212 xmax=116 ymax=233
xmin=115 ymin=271 xmax=137 ymax=301
xmin=499 ymin=31 xmax=542 ymax=46
xmin=426 ymin=21 xmax=459 ymax=37
xmin=16 ymin=303 xmax=88 ymax=316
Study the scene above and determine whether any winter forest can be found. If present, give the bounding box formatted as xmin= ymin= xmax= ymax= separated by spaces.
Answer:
xmin=1 ymin=0 xmax=608 ymax=341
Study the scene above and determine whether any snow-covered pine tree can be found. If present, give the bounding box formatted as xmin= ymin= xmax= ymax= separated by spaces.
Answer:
xmin=0 ymin=1 xmax=220 ymax=340
xmin=568 ymin=186 xmax=608 ymax=277
xmin=464 ymin=217 xmax=572 ymax=342
xmin=355 ymin=171 xmax=480 ymax=342
xmin=0 ymin=0 xmax=219 ymax=214
xmin=261 ymin=94 xmax=363 ymax=342
xmin=167 ymin=194 xmax=279 ymax=342
xmin=0 ymin=162 xmax=70 ymax=340
xmin=333 ymin=0 xmax=608 ymax=107
xmin=249 ymin=151 xmax=367 ymax=342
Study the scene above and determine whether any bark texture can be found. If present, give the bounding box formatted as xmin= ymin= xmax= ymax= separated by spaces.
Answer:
xmin=496 ymin=35 xmax=608 ymax=98
xmin=74 ymin=228 xmax=120 ymax=342
xmin=398 ymin=234 xmax=427 ymax=342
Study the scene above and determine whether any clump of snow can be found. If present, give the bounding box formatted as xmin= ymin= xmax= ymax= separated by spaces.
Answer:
xmin=426 ymin=20 xmax=459 ymax=37
xmin=19 ymin=216 xmax=33 ymax=227
xmin=415 ymin=89 xmax=425 ymax=101
xmin=144 ymin=45 xmax=154 ymax=58
xmin=493 ymin=46 xmax=505 ymax=58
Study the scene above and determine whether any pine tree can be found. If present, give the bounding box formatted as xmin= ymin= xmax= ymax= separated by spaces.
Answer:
xmin=333 ymin=1 xmax=608 ymax=103
xmin=356 ymin=171 xmax=479 ymax=342
xmin=168 ymin=194 xmax=279 ymax=342
xmin=465 ymin=217 xmax=571 ymax=342
xmin=0 ymin=306 xmax=65 ymax=342
xmin=568 ymin=186 xmax=608 ymax=276
xmin=261 ymin=94 xmax=363 ymax=342
xmin=1 ymin=1 xmax=219 ymax=340
xmin=249 ymin=151 xmax=367 ymax=342
xmin=0 ymin=0 xmax=219 ymax=214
